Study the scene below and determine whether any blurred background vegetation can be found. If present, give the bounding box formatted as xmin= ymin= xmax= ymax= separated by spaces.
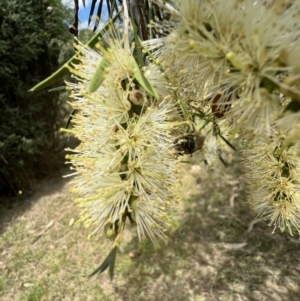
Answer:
xmin=0 ymin=0 xmax=76 ymax=204
xmin=0 ymin=0 xmax=163 ymax=206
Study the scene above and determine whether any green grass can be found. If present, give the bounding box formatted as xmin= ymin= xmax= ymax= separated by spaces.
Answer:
xmin=19 ymin=285 xmax=45 ymax=301
xmin=0 ymin=161 xmax=300 ymax=301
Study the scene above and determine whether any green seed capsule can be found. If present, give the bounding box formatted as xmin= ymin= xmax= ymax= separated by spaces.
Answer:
xmin=104 ymin=223 xmax=116 ymax=239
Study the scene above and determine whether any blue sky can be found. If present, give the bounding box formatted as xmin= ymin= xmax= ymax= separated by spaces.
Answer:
xmin=63 ymin=0 xmax=108 ymax=29
xmin=79 ymin=0 xmax=92 ymax=26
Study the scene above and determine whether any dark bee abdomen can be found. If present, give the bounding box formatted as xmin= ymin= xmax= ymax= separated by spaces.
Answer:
xmin=174 ymin=135 xmax=196 ymax=155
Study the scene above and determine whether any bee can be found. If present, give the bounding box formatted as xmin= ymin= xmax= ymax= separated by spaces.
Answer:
xmin=174 ymin=134 xmax=205 ymax=155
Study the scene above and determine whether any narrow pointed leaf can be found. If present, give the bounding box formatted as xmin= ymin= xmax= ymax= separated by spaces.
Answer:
xmin=29 ymin=62 xmax=71 ymax=92
xmin=88 ymin=247 xmax=118 ymax=279
xmin=132 ymin=59 xmax=159 ymax=99
xmin=81 ymin=0 xmax=85 ymax=7
xmin=93 ymin=0 xmax=104 ymax=32
xmin=88 ymin=55 xmax=108 ymax=93
xmin=130 ymin=4 xmax=143 ymax=68
xmin=89 ymin=0 xmax=98 ymax=25
xmin=88 ymin=256 xmax=110 ymax=277
xmin=29 ymin=14 xmax=120 ymax=92
xmin=87 ymin=14 xmax=120 ymax=48
xmin=110 ymin=0 xmax=117 ymax=18
xmin=108 ymin=247 xmax=118 ymax=280
xmin=48 ymin=86 xmax=66 ymax=92
xmin=106 ymin=0 xmax=111 ymax=17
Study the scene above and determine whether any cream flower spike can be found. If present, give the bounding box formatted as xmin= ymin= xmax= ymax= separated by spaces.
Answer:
xmin=65 ymin=11 xmax=185 ymax=277
xmin=242 ymin=129 xmax=300 ymax=235
xmin=66 ymin=77 xmax=181 ymax=235
xmin=145 ymin=0 xmax=300 ymax=135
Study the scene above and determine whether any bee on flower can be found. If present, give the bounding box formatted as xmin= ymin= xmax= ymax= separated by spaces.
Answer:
xmin=62 ymin=0 xmax=300 ymax=279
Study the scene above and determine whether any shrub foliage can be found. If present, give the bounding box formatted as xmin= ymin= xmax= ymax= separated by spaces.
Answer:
xmin=0 ymin=0 xmax=73 ymax=199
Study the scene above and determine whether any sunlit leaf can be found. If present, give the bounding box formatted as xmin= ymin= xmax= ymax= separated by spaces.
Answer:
xmin=132 ymin=59 xmax=159 ymax=99
xmin=48 ymin=86 xmax=66 ymax=92
xmin=88 ymin=55 xmax=109 ymax=93
xmin=29 ymin=14 xmax=120 ymax=92
xmin=29 ymin=61 xmax=71 ymax=92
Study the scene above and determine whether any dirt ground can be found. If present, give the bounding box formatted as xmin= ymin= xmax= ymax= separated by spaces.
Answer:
xmin=1 ymin=159 xmax=300 ymax=301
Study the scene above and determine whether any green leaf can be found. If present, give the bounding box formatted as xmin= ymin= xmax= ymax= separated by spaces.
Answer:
xmin=81 ymin=0 xmax=85 ymax=8
xmin=110 ymin=0 xmax=117 ymax=18
xmin=132 ymin=59 xmax=159 ymax=99
xmin=88 ymin=55 xmax=108 ymax=93
xmin=130 ymin=4 xmax=143 ymax=68
xmin=88 ymin=246 xmax=118 ymax=280
xmin=89 ymin=0 xmax=98 ymax=25
xmin=92 ymin=0 xmax=104 ymax=32
xmin=29 ymin=60 xmax=71 ymax=92
xmin=29 ymin=13 xmax=120 ymax=92
xmin=48 ymin=86 xmax=66 ymax=92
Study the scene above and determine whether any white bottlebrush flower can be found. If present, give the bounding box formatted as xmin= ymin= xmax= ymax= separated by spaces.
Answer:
xmin=143 ymin=64 xmax=172 ymax=99
xmin=241 ymin=129 xmax=300 ymax=235
xmin=65 ymin=40 xmax=184 ymax=249
xmin=145 ymin=0 xmax=300 ymax=134
xmin=276 ymin=107 xmax=300 ymax=148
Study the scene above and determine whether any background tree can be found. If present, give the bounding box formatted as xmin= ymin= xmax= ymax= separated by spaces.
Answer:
xmin=0 ymin=0 xmax=73 ymax=202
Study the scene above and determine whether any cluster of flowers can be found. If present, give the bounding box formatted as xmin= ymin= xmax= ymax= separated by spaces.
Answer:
xmin=144 ymin=0 xmax=300 ymax=234
xmin=66 ymin=0 xmax=300 ymax=276
xmin=65 ymin=29 xmax=188 ymax=276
